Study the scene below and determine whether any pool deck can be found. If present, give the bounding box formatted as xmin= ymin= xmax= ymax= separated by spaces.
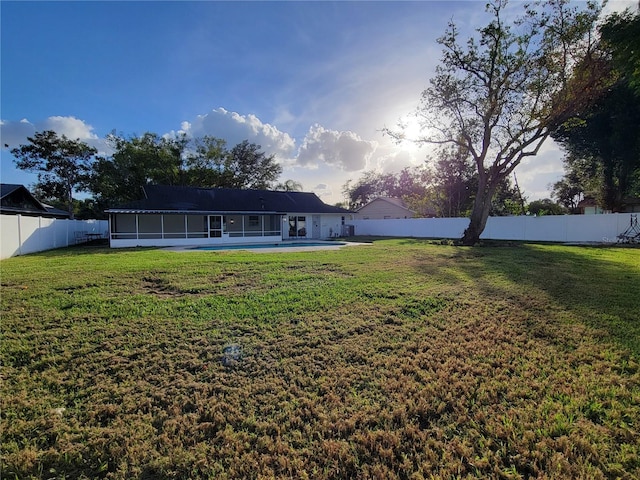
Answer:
xmin=165 ymin=240 xmax=371 ymax=253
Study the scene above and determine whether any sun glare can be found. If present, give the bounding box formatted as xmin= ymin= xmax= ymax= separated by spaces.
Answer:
xmin=402 ymin=115 xmax=423 ymax=143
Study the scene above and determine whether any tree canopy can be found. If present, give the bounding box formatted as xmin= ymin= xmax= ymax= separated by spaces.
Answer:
xmin=89 ymin=132 xmax=185 ymax=208
xmin=389 ymin=0 xmax=608 ymax=244
xmin=10 ymin=130 xmax=97 ymax=219
xmin=552 ymin=8 xmax=640 ymax=211
xmin=342 ymin=168 xmax=429 ymax=212
xmin=88 ymin=133 xmax=282 ymax=208
xmin=342 ymin=157 xmax=523 ymax=219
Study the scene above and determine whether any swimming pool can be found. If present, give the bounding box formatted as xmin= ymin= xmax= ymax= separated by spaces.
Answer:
xmin=192 ymin=241 xmax=346 ymax=251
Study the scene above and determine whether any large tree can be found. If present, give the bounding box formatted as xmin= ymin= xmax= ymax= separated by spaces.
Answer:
xmin=551 ymin=8 xmax=640 ymax=211
xmin=391 ymin=0 xmax=608 ymax=244
xmin=600 ymin=8 xmax=640 ymax=95
xmin=10 ymin=130 xmax=97 ymax=219
xmin=184 ymin=138 xmax=282 ymax=189
xmin=220 ymin=140 xmax=282 ymax=190
xmin=89 ymin=132 xmax=185 ymax=207
xmin=89 ymin=134 xmax=283 ymax=208
xmin=429 ymin=146 xmax=476 ymax=218
xmin=275 ymin=179 xmax=304 ymax=192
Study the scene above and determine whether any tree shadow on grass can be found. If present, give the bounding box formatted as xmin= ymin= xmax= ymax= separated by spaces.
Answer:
xmin=415 ymin=242 xmax=640 ymax=356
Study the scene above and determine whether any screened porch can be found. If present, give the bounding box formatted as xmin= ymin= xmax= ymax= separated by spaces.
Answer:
xmin=110 ymin=213 xmax=283 ymax=241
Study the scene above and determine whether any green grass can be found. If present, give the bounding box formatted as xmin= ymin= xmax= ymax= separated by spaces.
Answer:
xmin=1 ymin=240 xmax=639 ymax=479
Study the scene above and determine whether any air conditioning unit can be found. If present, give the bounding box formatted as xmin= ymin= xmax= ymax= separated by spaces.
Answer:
xmin=341 ymin=225 xmax=355 ymax=237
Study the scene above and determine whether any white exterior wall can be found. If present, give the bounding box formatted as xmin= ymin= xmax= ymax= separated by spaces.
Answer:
xmin=354 ymin=199 xmax=413 ymax=220
xmin=1 ymin=215 xmax=108 ymax=260
xmin=110 ymin=234 xmax=283 ymax=249
xmin=350 ymin=213 xmax=635 ymax=244
xmin=320 ymin=214 xmax=345 ymax=239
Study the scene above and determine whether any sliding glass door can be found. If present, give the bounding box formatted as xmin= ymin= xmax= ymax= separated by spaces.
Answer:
xmin=288 ymin=216 xmax=307 ymax=238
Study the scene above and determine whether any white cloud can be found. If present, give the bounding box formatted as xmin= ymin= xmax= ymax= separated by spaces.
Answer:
xmin=183 ymin=107 xmax=297 ymax=161
xmin=178 ymin=109 xmax=379 ymax=173
xmin=1 ymin=116 xmax=103 ymax=151
xmin=0 ymin=119 xmax=36 ymax=148
xmin=41 ymin=116 xmax=99 ymax=140
xmin=297 ymin=124 xmax=377 ymax=172
xmin=602 ymin=0 xmax=638 ymax=16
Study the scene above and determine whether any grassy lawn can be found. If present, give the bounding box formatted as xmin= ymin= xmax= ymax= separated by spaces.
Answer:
xmin=1 ymin=239 xmax=639 ymax=479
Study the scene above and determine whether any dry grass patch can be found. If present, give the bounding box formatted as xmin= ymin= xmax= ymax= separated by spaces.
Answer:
xmin=1 ymin=241 xmax=639 ymax=479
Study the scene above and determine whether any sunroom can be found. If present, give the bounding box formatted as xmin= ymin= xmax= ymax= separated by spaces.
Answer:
xmin=106 ymin=185 xmax=351 ymax=248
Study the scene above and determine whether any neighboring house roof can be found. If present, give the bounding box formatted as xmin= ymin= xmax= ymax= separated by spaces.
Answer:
xmin=106 ymin=185 xmax=351 ymax=215
xmin=577 ymin=197 xmax=598 ymax=208
xmin=356 ymin=197 xmax=415 ymax=216
xmin=578 ymin=196 xmax=640 ymax=213
xmin=0 ymin=184 xmax=71 ymax=218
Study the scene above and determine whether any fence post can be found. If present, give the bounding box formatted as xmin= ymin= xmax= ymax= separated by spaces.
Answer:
xmin=17 ymin=214 xmax=23 ymax=256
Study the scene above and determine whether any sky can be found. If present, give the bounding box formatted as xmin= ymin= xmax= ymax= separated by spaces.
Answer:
xmin=1 ymin=0 xmax=636 ymax=206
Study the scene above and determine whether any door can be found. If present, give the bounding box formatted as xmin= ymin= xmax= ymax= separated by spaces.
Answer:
xmin=208 ymin=215 xmax=223 ymax=238
xmin=288 ymin=216 xmax=306 ymax=238
xmin=312 ymin=215 xmax=321 ymax=239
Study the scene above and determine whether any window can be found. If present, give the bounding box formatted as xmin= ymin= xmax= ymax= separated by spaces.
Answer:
xmin=265 ymin=215 xmax=282 ymax=236
xmin=245 ymin=215 xmax=262 ymax=236
xmin=226 ymin=215 xmax=243 ymax=237
xmin=138 ymin=215 xmax=162 ymax=238
xmin=187 ymin=215 xmax=208 ymax=238
xmin=164 ymin=215 xmax=186 ymax=238
xmin=111 ymin=214 xmax=137 ymax=239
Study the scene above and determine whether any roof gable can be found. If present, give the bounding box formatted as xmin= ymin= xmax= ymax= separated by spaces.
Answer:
xmin=0 ymin=184 xmax=71 ymax=218
xmin=107 ymin=185 xmax=351 ymax=215
xmin=1 ymin=184 xmax=46 ymax=214
xmin=356 ymin=197 xmax=414 ymax=214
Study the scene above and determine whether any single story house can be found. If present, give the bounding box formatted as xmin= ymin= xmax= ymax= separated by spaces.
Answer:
xmin=578 ymin=196 xmax=640 ymax=214
xmin=0 ymin=184 xmax=71 ymax=219
xmin=106 ymin=185 xmax=352 ymax=248
xmin=353 ymin=197 xmax=416 ymax=220
xmin=621 ymin=197 xmax=640 ymax=213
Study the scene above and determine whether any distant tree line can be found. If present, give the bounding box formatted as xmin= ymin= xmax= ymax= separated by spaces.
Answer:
xmin=342 ymin=149 xmax=530 ymax=219
xmin=10 ymin=131 xmax=292 ymax=219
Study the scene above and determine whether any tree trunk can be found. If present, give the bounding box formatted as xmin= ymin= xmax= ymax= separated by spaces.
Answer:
xmin=461 ymin=176 xmax=497 ymax=246
xmin=66 ymin=182 xmax=75 ymax=220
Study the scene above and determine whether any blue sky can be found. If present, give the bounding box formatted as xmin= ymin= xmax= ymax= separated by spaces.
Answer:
xmin=1 ymin=1 xmax=635 ymax=205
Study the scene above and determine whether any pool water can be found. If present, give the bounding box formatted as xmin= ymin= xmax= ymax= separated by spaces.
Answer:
xmin=193 ymin=242 xmax=346 ymax=251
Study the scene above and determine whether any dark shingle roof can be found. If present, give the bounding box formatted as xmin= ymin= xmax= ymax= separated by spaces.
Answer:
xmin=106 ymin=185 xmax=350 ymax=215
xmin=0 ymin=183 xmax=71 ymax=218
xmin=1 ymin=184 xmax=24 ymax=198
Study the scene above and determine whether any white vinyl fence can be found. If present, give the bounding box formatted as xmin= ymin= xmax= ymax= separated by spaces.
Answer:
xmin=0 ymin=215 xmax=109 ymax=260
xmin=350 ymin=213 xmax=636 ymax=244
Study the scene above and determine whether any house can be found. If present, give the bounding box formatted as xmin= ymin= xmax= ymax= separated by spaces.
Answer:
xmin=106 ymin=185 xmax=352 ymax=248
xmin=0 ymin=184 xmax=71 ymax=219
xmin=353 ymin=197 xmax=416 ymax=220
xmin=621 ymin=197 xmax=640 ymax=213
xmin=577 ymin=197 xmax=607 ymax=215
xmin=578 ymin=196 xmax=640 ymax=214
